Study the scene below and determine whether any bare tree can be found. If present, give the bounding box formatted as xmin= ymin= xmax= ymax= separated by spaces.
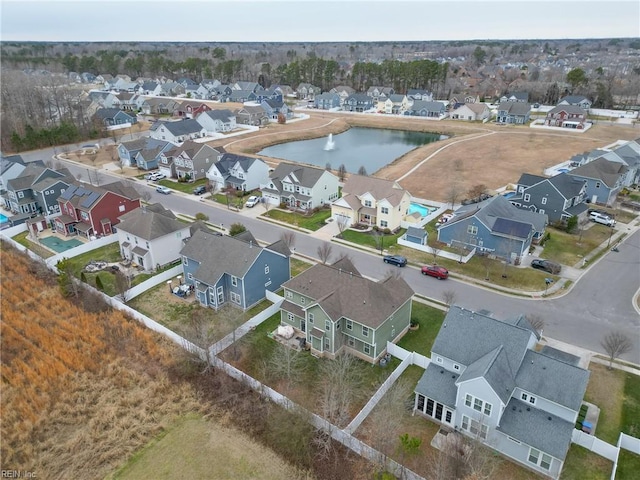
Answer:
xmin=318 ymin=352 xmax=362 ymax=428
xmin=357 ymin=165 xmax=368 ymax=176
xmin=577 ymin=216 xmax=590 ymax=244
xmin=601 ymin=331 xmax=633 ymax=369
xmin=280 ymin=231 xmax=296 ymax=251
xmin=479 ymin=250 xmax=492 ymax=280
xmin=336 ymin=216 xmax=350 ymax=238
xmin=442 ymin=289 xmax=457 ymax=309
xmin=114 ymin=270 xmax=131 ymax=303
xmin=525 ymin=313 xmax=545 ymax=334
xmin=467 ymin=183 xmax=488 ymax=200
xmin=384 ymin=268 xmax=403 ymax=280
xmin=268 ymin=343 xmax=308 ymax=392
xmin=317 ymin=242 xmax=333 ymax=264
xmin=325 ymin=162 xmax=332 ymax=171
xmin=261 ymin=197 xmax=273 ymax=216
xmin=337 ymin=164 xmax=347 ymax=182
xmin=179 ymin=308 xmax=217 ymax=373
xmin=87 ymin=151 xmax=98 ymax=167
xmin=446 ymin=182 xmax=462 ymax=209
xmin=428 ymin=238 xmax=442 ymax=264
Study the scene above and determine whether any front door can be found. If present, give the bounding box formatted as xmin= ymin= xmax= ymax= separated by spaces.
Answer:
xmin=300 ymin=319 xmax=306 ymax=333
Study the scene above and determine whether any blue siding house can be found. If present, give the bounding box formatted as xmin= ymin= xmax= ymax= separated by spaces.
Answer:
xmin=567 ymin=157 xmax=628 ymax=205
xmin=438 ymin=195 xmax=547 ymax=262
xmin=314 ymin=92 xmax=341 ymax=110
xmin=180 ymin=229 xmax=290 ymax=310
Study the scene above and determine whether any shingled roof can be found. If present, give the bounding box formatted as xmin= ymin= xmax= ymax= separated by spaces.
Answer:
xmin=341 ymin=174 xmax=410 ymax=207
xmin=117 ymin=204 xmax=186 ymax=240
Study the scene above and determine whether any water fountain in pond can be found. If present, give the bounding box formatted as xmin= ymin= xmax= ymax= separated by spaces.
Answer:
xmin=324 ymin=133 xmax=336 ymax=151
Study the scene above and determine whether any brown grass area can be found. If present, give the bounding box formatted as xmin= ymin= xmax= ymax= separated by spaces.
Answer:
xmin=584 ymin=363 xmax=625 ymax=443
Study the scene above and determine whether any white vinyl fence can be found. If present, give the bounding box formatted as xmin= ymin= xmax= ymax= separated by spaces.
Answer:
xmin=571 ymin=429 xmax=619 ymax=462
xmin=398 ymin=237 xmax=476 ymax=263
xmin=126 ymin=265 xmax=183 ymax=300
xmin=386 ymin=342 xmax=431 ymax=369
xmin=45 ymin=235 xmax=118 ymax=266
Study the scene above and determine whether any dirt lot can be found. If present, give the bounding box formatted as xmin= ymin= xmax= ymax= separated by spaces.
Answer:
xmin=64 ymin=111 xmax=638 ymax=204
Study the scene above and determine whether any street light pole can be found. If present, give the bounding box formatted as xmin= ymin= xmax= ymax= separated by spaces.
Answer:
xmin=607 ymin=225 xmax=614 ymax=247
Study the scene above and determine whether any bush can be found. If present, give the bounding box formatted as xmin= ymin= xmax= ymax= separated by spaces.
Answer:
xmin=383 ymin=228 xmax=391 ymax=235
xmin=279 ymin=202 xmax=287 ymax=209
xmin=566 ymin=215 xmax=578 ymax=233
xmin=229 ymin=222 xmax=246 ymax=236
xmin=195 ymin=212 xmax=209 ymax=221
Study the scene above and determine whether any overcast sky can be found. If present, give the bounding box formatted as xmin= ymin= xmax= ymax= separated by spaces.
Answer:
xmin=1 ymin=0 xmax=638 ymax=43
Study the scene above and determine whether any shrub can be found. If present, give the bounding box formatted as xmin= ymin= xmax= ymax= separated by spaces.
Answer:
xmin=195 ymin=212 xmax=209 ymax=221
xmin=279 ymin=202 xmax=287 ymax=209
xmin=383 ymin=228 xmax=391 ymax=235
xmin=566 ymin=215 xmax=578 ymax=233
xmin=229 ymin=222 xmax=246 ymax=236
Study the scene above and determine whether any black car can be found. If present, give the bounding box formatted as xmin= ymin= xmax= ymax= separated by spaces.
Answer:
xmin=383 ymin=255 xmax=408 ymax=267
xmin=530 ymin=259 xmax=561 ymax=274
xmin=193 ymin=185 xmax=207 ymax=195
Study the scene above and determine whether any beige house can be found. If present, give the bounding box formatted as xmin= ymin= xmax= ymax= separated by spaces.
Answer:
xmin=377 ymin=94 xmax=411 ymax=114
xmin=450 ymin=102 xmax=491 ymax=121
xmin=331 ymin=175 xmax=411 ymax=231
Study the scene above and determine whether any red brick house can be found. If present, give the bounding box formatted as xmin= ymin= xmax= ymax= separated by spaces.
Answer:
xmin=175 ymin=100 xmax=212 ymax=119
xmin=54 ymin=181 xmax=140 ymax=238
xmin=545 ymin=105 xmax=588 ymax=129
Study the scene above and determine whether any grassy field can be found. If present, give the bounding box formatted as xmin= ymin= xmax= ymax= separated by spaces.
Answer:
xmin=11 ymin=230 xmax=55 ymax=258
xmin=340 ymin=228 xmax=406 ymax=250
xmin=397 ymin=302 xmax=445 ymax=355
xmin=616 ymin=450 xmax=640 ymax=480
xmin=110 ymin=415 xmax=308 ymax=480
xmin=157 ymin=177 xmax=207 ymax=194
xmin=264 ymin=208 xmax=332 ymax=231
xmin=585 ymin=364 xmax=625 ymax=443
xmin=290 ymin=257 xmax=314 ymax=277
xmin=561 ymin=444 xmax=612 ymax=480
xmin=542 ymin=224 xmax=616 ymax=266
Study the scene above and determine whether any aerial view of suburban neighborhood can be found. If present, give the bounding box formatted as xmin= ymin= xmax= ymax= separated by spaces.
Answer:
xmin=1 ymin=1 xmax=639 ymax=479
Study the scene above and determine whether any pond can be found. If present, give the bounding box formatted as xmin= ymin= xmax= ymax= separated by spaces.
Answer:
xmin=258 ymin=127 xmax=445 ymax=174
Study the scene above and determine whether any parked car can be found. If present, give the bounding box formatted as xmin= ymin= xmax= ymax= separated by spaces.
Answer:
xmin=421 ymin=264 xmax=449 ymax=279
xmin=149 ymin=172 xmax=166 ymax=181
xmin=193 ymin=185 xmax=207 ymax=195
xmin=383 ymin=255 xmax=407 ymax=267
xmin=530 ymin=259 xmax=561 ymax=274
xmin=156 ymin=185 xmax=171 ymax=195
xmin=590 ymin=212 xmax=616 ymax=226
xmin=245 ymin=195 xmax=260 ymax=208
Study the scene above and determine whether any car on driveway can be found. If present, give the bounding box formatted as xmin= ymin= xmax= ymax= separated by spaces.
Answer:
xmin=156 ymin=185 xmax=171 ymax=195
xmin=530 ymin=259 xmax=561 ymax=274
xmin=245 ymin=195 xmax=260 ymax=208
xmin=590 ymin=212 xmax=616 ymax=226
xmin=383 ymin=255 xmax=407 ymax=267
xmin=193 ymin=185 xmax=207 ymax=195
xmin=149 ymin=172 xmax=166 ymax=181
xmin=421 ymin=264 xmax=449 ymax=279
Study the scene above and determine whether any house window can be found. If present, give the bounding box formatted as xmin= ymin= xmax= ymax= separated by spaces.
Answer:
xmin=187 ymin=273 xmax=193 ymax=280
xmin=381 ymin=207 xmax=389 ymax=214
xmin=528 ymin=448 xmax=540 ymax=465
xmin=119 ymin=205 xmax=125 ymax=212
xmin=308 ymin=313 xmax=314 ymax=323
xmin=300 ymin=297 xmax=305 ymax=305
xmin=539 ymin=209 xmax=545 ymax=214
xmin=474 ymin=398 xmax=483 ymax=412
xmin=231 ymin=276 xmax=238 ymax=287
xmin=346 ymin=320 xmax=353 ymax=330
xmin=540 ymin=454 xmax=552 ymax=470
xmin=445 ymin=410 xmax=452 ymax=423
xmin=230 ymin=292 xmax=241 ymax=304
xmin=362 ymin=326 xmax=369 ymax=337
xmin=364 ymin=200 xmax=372 ymax=207
xmin=183 ymin=256 xmax=188 ymax=265
xmin=595 ymin=182 xmax=601 ymax=188
xmin=265 ymin=265 xmax=269 ymax=274
xmin=364 ymin=344 xmax=371 ymax=355
xmin=380 ymin=220 xmax=388 ymax=228
xmin=453 ymin=364 xmax=460 ymax=371
xmin=288 ymin=313 xmax=295 ymax=322
xmin=325 ymin=320 xmax=331 ymax=331
xmin=436 ymin=356 xmax=443 ymax=364
xmin=286 ymin=291 xmax=293 ymax=299
xmin=467 ymin=225 xmax=478 ymax=235
xmin=465 ymin=394 xmax=472 ymax=407
xmin=265 ymin=281 xmax=272 ymax=287
xmin=484 ymin=403 xmax=492 ymax=416
xmin=541 ymin=197 xmax=547 ymax=205
xmin=524 ymin=194 xmax=531 ymax=202
xmin=462 ymin=416 xmax=487 ymax=439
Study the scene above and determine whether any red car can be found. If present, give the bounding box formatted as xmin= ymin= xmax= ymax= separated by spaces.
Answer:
xmin=421 ymin=265 xmax=449 ymax=280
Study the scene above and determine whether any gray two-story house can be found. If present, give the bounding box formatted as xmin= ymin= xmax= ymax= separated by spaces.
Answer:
xmin=496 ymin=102 xmax=531 ymax=124
xmin=314 ymin=92 xmax=341 ymax=110
xmin=414 ymin=305 xmax=589 ymax=479
xmin=510 ymin=173 xmax=588 ymax=223
xmin=279 ymin=257 xmax=414 ymax=363
xmin=343 ymin=94 xmax=374 ymax=112
xmin=180 ymin=229 xmax=290 ymax=310
xmin=567 ymin=157 xmax=628 ymax=205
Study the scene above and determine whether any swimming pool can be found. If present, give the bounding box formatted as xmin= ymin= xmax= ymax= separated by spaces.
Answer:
xmin=40 ymin=236 xmax=83 ymax=253
xmin=408 ymin=203 xmax=431 ymax=217
xmin=502 ymin=191 xmax=516 ymax=199
xmin=0 ymin=213 xmax=8 ymax=223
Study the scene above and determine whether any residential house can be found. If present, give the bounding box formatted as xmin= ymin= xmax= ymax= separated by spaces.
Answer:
xmin=88 ymin=91 xmax=120 ymax=109
xmin=5 ymin=164 xmax=72 ymax=216
xmin=54 ymin=181 xmax=140 ymax=238
xmin=414 ymin=305 xmax=589 ymax=479
xmin=567 ymin=157 xmax=628 ymax=205
xmin=500 ymin=92 xmax=529 ymax=103
xmin=449 ymin=95 xmax=481 ymax=108
xmin=407 ymin=89 xmax=433 ymax=102
xmin=261 ymin=163 xmax=339 ymax=210
xmin=177 ymin=77 xmax=198 ymax=89
xmin=140 ymin=97 xmax=179 ymax=116
xmin=117 ymin=137 xmax=171 ymax=168
xmin=438 ymin=195 xmax=548 ymax=262
xmin=314 ymin=92 xmax=341 ymax=110
xmin=378 ymin=94 xmax=410 ymax=114
xmin=404 ymin=226 xmax=428 ymax=246
xmin=254 ymin=86 xmax=283 ymax=103
xmin=139 ymin=81 xmax=162 ymax=96
xmin=366 ymin=86 xmax=395 ymax=102
xmin=176 ymin=100 xmax=211 ymax=119
xmin=606 ymin=137 xmax=640 ymax=185
xmin=510 ymin=173 xmax=588 ymax=223
xmin=343 ymin=93 xmax=374 ymax=112
xmin=1 ymin=154 xmax=29 ymax=209
xmin=161 ymin=141 xmax=223 ymax=182
xmin=544 ymin=105 xmax=588 ymax=129
xmin=261 ymin=99 xmax=292 ymax=120
xmin=227 ymin=90 xmax=258 ymax=103
xmin=279 ymin=257 xmax=414 ymax=363
xmin=450 ymin=103 xmax=491 ymax=121
xmin=496 ymin=102 xmax=531 ymax=124
xmin=232 ymin=81 xmax=263 ymax=93
xmin=180 ymin=229 xmax=291 ymax=310
xmin=234 ymin=105 xmax=269 ymax=127
xmin=158 ymin=81 xmax=185 ymax=97
xmin=296 ymin=83 xmax=321 ymax=100
xmin=330 ymin=85 xmax=355 ymax=105
xmin=196 ymin=109 xmax=237 ymax=135
xmin=31 ymin=170 xmax=74 ymax=218
xmin=117 ymin=203 xmax=192 ymax=271
xmin=206 ymin=153 xmax=270 ymax=192
xmin=93 ymin=108 xmax=137 ymax=127
xmin=185 ymin=84 xmax=210 ymax=100
xmin=558 ymin=95 xmax=592 ymax=110
xmin=274 ymin=84 xmax=295 ymax=98
xmin=404 ymin=100 xmax=447 ymax=118
xmin=150 ymin=119 xmax=207 ymax=144
xmin=331 ymin=175 xmax=411 ymax=231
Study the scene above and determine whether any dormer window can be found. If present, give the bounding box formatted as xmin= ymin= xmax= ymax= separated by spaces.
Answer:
xmin=364 ymin=200 xmax=372 ymax=207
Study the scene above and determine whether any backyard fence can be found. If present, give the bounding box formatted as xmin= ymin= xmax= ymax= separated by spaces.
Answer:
xmin=571 ymin=429 xmax=619 ymax=462
xmin=45 ymin=234 xmax=118 ymax=266
xmin=398 ymin=237 xmax=476 ymax=263
xmin=618 ymin=432 xmax=640 ymax=454
xmin=125 ymin=265 xmax=183 ymax=300
xmin=386 ymin=342 xmax=431 ymax=369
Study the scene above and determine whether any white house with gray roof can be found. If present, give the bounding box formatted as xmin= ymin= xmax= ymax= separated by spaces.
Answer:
xmin=117 ymin=204 xmax=192 ymax=271
xmin=150 ymin=119 xmax=207 ymax=144
xmin=195 ymin=109 xmax=237 ymax=135
xmin=261 ymin=163 xmax=339 ymax=210
xmin=414 ymin=306 xmax=589 ymax=479
xmin=206 ymin=153 xmax=270 ymax=192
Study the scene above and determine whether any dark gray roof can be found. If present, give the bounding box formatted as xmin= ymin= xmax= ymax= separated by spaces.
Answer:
xmin=568 ymin=157 xmax=627 ymax=188
xmin=559 ymin=95 xmax=590 ymax=105
xmin=548 ymin=105 xmax=587 ymax=115
xmin=518 ymin=173 xmax=547 ymax=187
xmin=415 ymin=363 xmax=459 ymax=408
xmin=200 ymin=109 xmax=236 ymax=122
xmin=163 ymin=119 xmax=203 ymax=136
xmin=410 ymin=100 xmax=445 ymax=112
xmin=492 ymin=217 xmax=532 ymax=239
xmin=95 ymin=108 xmax=125 ymax=120
xmin=180 ymin=229 xmax=264 ymax=285
xmin=539 ymin=346 xmax=581 ymax=366
xmin=215 ymin=153 xmax=260 ymax=176
xmin=117 ymin=204 xmax=187 ymax=240
xmin=612 ymin=144 xmax=640 ymax=168
xmin=282 ymin=263 xmax=414 ymax=329
xmin=269 ymin=162 xmax=327 ymax=190
xmin=498 ymin=102 xmax=531 ymax=115
xmin=497 ymin=398 xmax=575 ymax=459
xmin=265 ymin=239 xmax=291 ymax=257
xmin=233 ymin=229 xmax=258 ymax=245
xmin=406 ymin=226 xmax=427 ymax=239
xmin=548 ymin=173 xmax=585 ymax=198
xmin=516 ymin=350 xmax=589 ymax=411
xmin=457 ymin=346 xmax=515 ymax=404
xmin=432 ymin=306 xmax=533 ymax=372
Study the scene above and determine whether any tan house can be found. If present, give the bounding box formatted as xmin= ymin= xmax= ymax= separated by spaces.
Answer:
xmin=331 ymin=175 xmax=411 ymax=231
xmin=377 ymin=94 xmax=411 ymax=114
xmin=450 ymin=102 xmax=491 ymax=121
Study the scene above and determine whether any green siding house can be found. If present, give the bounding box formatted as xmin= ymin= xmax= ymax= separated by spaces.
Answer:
xmin=279 ymin=257 xmax=414 ymax=363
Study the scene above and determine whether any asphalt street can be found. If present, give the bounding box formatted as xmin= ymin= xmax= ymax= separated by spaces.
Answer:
xmin=20 ymin=151 xmax=640 ymax=363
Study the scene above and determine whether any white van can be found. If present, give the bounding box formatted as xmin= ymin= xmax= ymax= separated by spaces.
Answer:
xmin=590 ymin=212 xmax=615 ymax=226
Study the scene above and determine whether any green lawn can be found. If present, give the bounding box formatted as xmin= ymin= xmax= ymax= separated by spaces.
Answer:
xmin=263 ymin=208 xmax=332 ymax=231
xmin=63 ymin=242 xmax=122 ymax=276
xmin=339 ymin=228 xmax=406 ymax=250
xmin=616 ymin=450 xmax=640 ymax=480
xmin=397 ymin=302 xmax=445 ymax=356
xmin=290 ymin=257 xmax=314 ymax=277
xmin=621 ymin=372 xmax=640 ymax=438
xmin=11 ymin=231 xmax=55 ymax=258
xmin=156 ymin=178 xmax=208 ymax=194
xmin=542 ymin=224 xmax=615 ymax=266
xmin=561 ymin=444 xmax=612 ymax=480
